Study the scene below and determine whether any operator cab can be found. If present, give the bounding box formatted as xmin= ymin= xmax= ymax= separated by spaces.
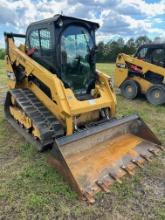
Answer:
xmin=135 ymin=44 xmax=165 ymax=68
xmin=26 ymin=15 xmax=99 ymax=99
xmin=134 ymin=43 xmax=165 ymax=84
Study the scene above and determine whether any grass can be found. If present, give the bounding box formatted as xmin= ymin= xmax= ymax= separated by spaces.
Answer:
xmin=0 ymin=59 xmax=6 ymax=85
xmin=0 ymin=60 xmax=164 ymax=219
xmin=97 ymin=63 xmax=115 ymax=77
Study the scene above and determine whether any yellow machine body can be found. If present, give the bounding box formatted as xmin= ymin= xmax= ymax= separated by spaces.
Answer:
xmin=6 ymin=38 xmax=116 ymax=136
xmin=115 ymin=53 xmax=165 ymax=105
xmin=4 ymin=15 xmax=164 ymax=203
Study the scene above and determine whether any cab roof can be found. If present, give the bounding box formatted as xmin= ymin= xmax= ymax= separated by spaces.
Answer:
xmin=139 ymin=43 xmax=165 ymax=49
xmin=28 ymin=14 xmax=99 ymax=30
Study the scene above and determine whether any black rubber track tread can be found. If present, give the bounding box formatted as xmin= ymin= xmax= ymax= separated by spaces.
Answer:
xmin=4 ymin=88 xmax=65 ymax=151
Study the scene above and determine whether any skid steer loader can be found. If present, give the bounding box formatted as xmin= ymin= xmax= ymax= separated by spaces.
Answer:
xmin=115 ymin=44 xmax=165 ymax=105
xmin=4 ymin=15 xmax=164 ymax=203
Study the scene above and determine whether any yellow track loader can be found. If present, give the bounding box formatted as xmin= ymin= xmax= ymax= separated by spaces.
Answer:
xmin=4 ymin=15 xmax=164 ymax=203
xmin=115 ymin=44 xmax=165 ymax=105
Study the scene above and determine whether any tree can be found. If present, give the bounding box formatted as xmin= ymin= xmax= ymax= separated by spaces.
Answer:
xmin=135 ymin=36 xmax=151 ymax=48
xmin=96 ymin=42 xmax=105 ymax=62
xmin=153 ymin=37 xmax=162 ymax=43
xmin=0 ymin=48 xmax=5 ymax=59
xmin=125 ymin=38 xmax=136 ymax=55
xmin=108 ymin=40 xmax=122 ymax=62
xmin=96 ymin=35 xmax=153 ymax=63
xmin=117 ymin=38 xmax=125 ymax=48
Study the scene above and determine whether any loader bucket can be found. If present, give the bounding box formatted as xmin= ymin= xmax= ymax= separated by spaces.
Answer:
xmin=49 ymin=114 xmax=164 ymax=203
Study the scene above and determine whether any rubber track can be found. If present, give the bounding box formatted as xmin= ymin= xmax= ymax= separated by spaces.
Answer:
xmin=5 ymin=88 xmax=64 ymax=151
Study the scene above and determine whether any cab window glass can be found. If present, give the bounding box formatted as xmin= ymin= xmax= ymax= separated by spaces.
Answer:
xmin=151 ymin=49 xmax=164 ymax=67
xmin=137 ymin=47 xmax=148 ymax=59
xmin=40 ymin=29 xmax=51 ymax=49
xmin=29 ymin=30 xmax=40 ymax=49
xmin=60 ymin=25 xmax=94 ymax=93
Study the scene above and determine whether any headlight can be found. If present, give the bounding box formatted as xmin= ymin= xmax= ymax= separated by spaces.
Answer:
xmin=116 ymin=63 xmax=126 ymax=68
xmin=7 ymin=71 xmax=15 ymax=80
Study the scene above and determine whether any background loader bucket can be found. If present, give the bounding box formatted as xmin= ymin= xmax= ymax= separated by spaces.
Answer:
xmin=49 ymin=115 xmax=163 ymax=203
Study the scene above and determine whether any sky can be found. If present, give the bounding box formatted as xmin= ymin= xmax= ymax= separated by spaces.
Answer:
xmin=0 ymin=0 xmax=165 ymax=47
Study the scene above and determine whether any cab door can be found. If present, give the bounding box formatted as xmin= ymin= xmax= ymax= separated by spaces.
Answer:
xmin=27 ymin=26 xmax=56 ymax=73
xmin=150 ymin=47 xmax=165 ymax=67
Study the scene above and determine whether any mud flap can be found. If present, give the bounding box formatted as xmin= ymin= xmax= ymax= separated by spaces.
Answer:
xmin=49 ymin=114 xmax=164 ymax=203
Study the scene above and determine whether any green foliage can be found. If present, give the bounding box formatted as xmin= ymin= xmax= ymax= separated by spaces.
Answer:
xmin=0 ymin=48 xmax=5 ymax=60
xmin=96 ymin=35 xmax=152 ymax=63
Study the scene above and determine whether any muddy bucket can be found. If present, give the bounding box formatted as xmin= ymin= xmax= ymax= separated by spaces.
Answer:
xmin=49 ymin=114 xmax=164 ymax=203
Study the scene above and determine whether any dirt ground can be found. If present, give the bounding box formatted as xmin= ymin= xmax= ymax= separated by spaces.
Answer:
xmin=0 ymin=61 xmax=165 ymax=220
